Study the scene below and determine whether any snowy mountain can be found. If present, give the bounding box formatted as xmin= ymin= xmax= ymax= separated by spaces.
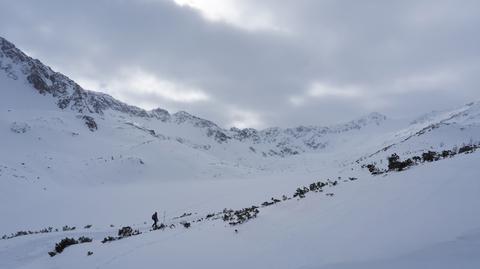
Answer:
xmin=358 ymin=101 xmax=480 ymax=168
xmin=0 ymin=35 xmax=393 ymax=158
xmin=1 ymin=36 xmax=480 ymax=269
xmin=0 ymin=35 xmax=399 ymax=182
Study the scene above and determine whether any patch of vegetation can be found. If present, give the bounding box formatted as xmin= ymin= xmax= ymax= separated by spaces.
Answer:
xmin=101 ymin=236 xmax=117 ymax=243
xmin=152 ymin=223 xmax=166 ymax=231
xmin=173 ymin=212 xmax=192 ymax=219
xmin=363 ymin=143 xmax=480 ymax=175
xmin=62 ymin=225 xmax=76 ymax=231
xmin=2 ymin=227 xmax=55 ymax=240
xmin=48 ymin=236 xmax=93 ymax=257
xmin=118 ymin=226 xmax=141 ymax=238
xmin=102 ymin=226 xmax=141 ymax=244
xmin=223 ymin=206 xmax=260 ymax=226
xmin=78 ymin=236 xmax=93 ymax=243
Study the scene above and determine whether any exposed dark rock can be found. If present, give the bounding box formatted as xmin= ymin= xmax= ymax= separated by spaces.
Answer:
xmin=82 ymin=116 xmax=97 ymax=131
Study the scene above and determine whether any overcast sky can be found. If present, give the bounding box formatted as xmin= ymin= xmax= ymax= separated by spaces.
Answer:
xmin=1 ymin=0 xmax=479 ymax=128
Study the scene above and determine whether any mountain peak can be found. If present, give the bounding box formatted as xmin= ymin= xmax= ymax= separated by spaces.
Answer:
xmin=149 ymin=108 xmax=171 ymax=121
xmin=0 ymin=36 xmax=156 ymax=118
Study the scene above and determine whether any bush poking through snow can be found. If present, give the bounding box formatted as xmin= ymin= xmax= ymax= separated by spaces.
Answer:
xmin=173 ymin=212 xmax=192 ymax=219
xmin=117 ymin=226 xmax=140 ymax=238
xmin=366 ymin=164 xmax=383 ymax=175
xmin=10 ymin=122 xmax=30 ymax=133
xmin=118 ymin=226 xmax=134 ymax=237
xmin=50 ymin=238 xmax=77 ymax=257
xmin=102 ymin=227 xmax=141 ymax=244
xmin=1 ymin=227 xmax=55 ymax=240
xmin=48 ymin=236 xmax=94 ymax=256
xmin=153 ymin=223 xmax=166 ymax=230
xmin=458 ymin=145 xmax=475 ymax=154
xmin=387 ymin=153 xmax=414 ymax=171
xmin=293 ymin=187 xmax=309 ymax=198
xmin=101 ymin=236 xmax=117 ymax=243
xmin=62 ymin=225 xmax=76 ymax=231
xmin=364 ymin=143 xmax=480 ymax=175
xmin=78 ymin=236 xmax=93 ymax=243
xmin=223 ymin=206 xmax=260 ymax=226
xmin=422 ymin=151 xmax=438 ymax=162
xmin=205 ymin=213 xmax=215 ymax=219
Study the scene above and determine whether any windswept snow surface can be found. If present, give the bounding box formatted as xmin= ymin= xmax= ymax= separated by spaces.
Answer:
xmin=1 ymin=36 xmax=480 ymax=268
xmin=1 ymin=152 xmax=480 ymax=269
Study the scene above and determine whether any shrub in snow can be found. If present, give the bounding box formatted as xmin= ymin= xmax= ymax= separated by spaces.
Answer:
xmin=78 ymin=236 xmax=93 ymax=243
xmin=2 ymin=227 xmax=58 ymax=240
xmin=293 ymin=187 xmax=309 ymax=198
xmin=101 ymin=227 xmax=140 ymax=244
xmin=87 ymin=251 xmax=93 ymax=256
xmin=101 ymin=236 xmax=117 ymax=243
xmin=366 ymin=164 xmax=382 ymax=175
xmin=223 ymin=206 xmax=259 ymax=226
xmin=387 ymin=153 xmax=400 ymax=170
xmin=422 ymin=151 xmax=438 ymax=162
xmin=412 ymin=156 xmax=422 ymax=162
xmin=205 ymin=213 xmax=215 ymax=219
xmin=118 ymin=226 xmax=134 ymax=237
xmin=15 ymin=231 xmax=28 ymax=237
xmin=54 ymin=237 xmax=78 ymax=255
xmin=153 ymin=223 xmax=166 ymax=230
xmin=262 ymin=197 xmax=281 ymax=207
xmin=459 ymin=145 xmax=474 ymax=154
xmin=261 ymin=200 xmax=275 ymax=207
xmin=365 ymin=143 xmax=480 ymax=175
xmin=387 ymin=154 xmax=414 ymax=171
xmin=117 ymin=226 xmax=140 ymax=238
xmin=62 ymin=225 xmax=76 ymax=231
xmin=10 ymin=122 xmax=30 ymax=133
xmin=49 ymin=236 xmax=94 ymax=257
xmin=272 ymin=197 xmax=281 ymax=203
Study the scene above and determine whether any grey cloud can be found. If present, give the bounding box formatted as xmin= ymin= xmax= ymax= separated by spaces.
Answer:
xmin=1 ymin=0 xmax=479 ymax=128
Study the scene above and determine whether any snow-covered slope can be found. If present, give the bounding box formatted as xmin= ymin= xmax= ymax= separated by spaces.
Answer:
xmin=1 ymin=36 xmax=480 ymax=269
xmin=357 ymin=101 xmax=480 ymax=168
xmin=0 ymin=35 xmax=400 ymax=184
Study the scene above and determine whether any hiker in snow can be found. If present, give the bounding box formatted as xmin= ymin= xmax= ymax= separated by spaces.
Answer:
xmin=152 ymin=211 xmax=159 ymax=228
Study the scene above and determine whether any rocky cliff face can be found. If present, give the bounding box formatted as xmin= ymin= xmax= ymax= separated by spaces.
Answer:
xmin=0 ymin=36 xmax=152 ymax=118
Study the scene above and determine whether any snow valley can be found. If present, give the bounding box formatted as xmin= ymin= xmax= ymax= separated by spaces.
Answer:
xmin=1 ymin=36 xmax=480 ymax=269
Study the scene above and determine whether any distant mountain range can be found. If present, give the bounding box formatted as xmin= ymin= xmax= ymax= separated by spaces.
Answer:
xmin=1 ymin=35 xmax=479 ymax=183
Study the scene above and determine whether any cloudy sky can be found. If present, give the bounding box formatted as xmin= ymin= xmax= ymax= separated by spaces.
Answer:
xmin=1 ymin=0 xmax=479 ymax=128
